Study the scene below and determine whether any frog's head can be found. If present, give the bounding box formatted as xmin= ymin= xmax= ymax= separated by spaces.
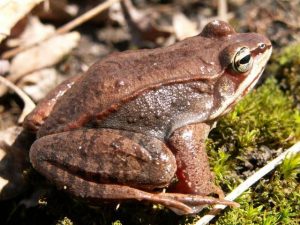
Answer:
xmin=200 ymin=20 xmax=272 ymax=120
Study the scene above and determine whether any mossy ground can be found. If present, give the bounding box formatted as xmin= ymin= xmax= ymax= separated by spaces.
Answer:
xmin=204 ymin=43 xmax=300 ymax=225
xmin=268 ymin=43 xmax=300 ymax=108
xmin=1 ymin=45 xmax=300 ymax=225
xmin=206 ymin=77 xmax=300 ymax=225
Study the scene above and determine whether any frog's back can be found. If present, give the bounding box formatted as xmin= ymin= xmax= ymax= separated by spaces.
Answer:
xmin=37 ymin=35 xmax=223 ymax=137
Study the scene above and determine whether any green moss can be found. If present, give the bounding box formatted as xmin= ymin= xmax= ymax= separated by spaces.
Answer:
xmin=279 ymin=153 xmax=300 ymax=181
xmin=268 ymin=43 xmax=300 ymax=107
xmin=56 ymin=217 xmax=73 ymax=225
xmin=112 ymin=220 xmax=123 ymax=225
xmin=208 ymin=77 xmax=300 ymax=191
xmin=206 ymin=77 xmax=300 ymax=225
xmin=215 ymin=172 xmax=300 ymax=225
xmin=207 ymin=77 xmax=300 ymax=174
xmin=209 ymin=77 xmax=299 ymax=151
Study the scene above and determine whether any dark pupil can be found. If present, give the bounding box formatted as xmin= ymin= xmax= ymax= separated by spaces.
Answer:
xmin=240 ymin=54 xmax=251 ymax=64
xmin=259 ymin=43 xmax=266 ymax=49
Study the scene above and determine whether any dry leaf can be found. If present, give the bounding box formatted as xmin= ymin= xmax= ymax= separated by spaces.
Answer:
xmin=9 ymin=31 xmax=80 ymax=83
xmin=173 ymin=13 xmax=199 ymax=40
xmin=33 ymin=0 xmax=78 ymax=22
xmin=0 ymin=60 xmax=10 ymax=75
xmin=0 ymin=0 xmax=45 ymax=44
xmin=7 ymin=16 xmax=55 ymax=48
xmin=18 ymin=68 xmax=59 ymax=102
xmin=0 ymin=126 xmax=23 ymax=146
xmin=121 ymin=0 xmax=173 ymax=45
xmin=109 ymin=2 xmax=126 ymax=25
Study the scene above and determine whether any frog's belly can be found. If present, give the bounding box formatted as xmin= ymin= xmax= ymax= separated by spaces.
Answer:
xmin=94 ymin=82 xmax=214 ymax=140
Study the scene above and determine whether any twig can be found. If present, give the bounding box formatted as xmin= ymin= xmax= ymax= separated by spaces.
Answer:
xmin=0 ymin=76 xmax=35 ymax=123
xmin=2 ymin=0 xmax=121 ymax=59
xmin=218 ymin=0 xmax=228 ymax=22
xmin=55 ymin=0 xmax=120 ymax=35
xmin=196 ymin=141 xmax=300 ymax=225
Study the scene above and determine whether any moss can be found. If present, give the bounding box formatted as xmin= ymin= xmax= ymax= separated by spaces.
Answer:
xmin=56 ymin=217 xmax=74 ymax=225
xmin=267 ymin=43 xmax=300 ymax=107
xmin=279 ymin=153 xmax=300 ymax=181
xmin=208 ymin=77 xmax=300 ymax=178
xmin=215 ymin=171 xmax=300 ymax=225
xmin=112 ymin=220 xmax=123 ymax=225
xmin=211 ymin=77 xmax=299 ymax=149
xmin=206 ymin=77 xmax=300 ymax=225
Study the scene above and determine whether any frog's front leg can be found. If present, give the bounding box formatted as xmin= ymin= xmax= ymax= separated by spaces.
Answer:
xmin=30 ymin=128 xmax=236 ymax=215
xmin=168 ymin=123 xmax=224 ymax=197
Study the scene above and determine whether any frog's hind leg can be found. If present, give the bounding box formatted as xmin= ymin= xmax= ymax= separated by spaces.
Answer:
xmin=29 ymin=129 xmax=179 ymax=205
xmin=29 ymin=128 xmax=236 ymax=215
xmin=23 ymin=75 xmax=81 ymax=131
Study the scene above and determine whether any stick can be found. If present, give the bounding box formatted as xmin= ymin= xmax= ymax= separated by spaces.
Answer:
xmin=2 ymin=0 xmax=121 ymax=59
xmin=218 ymin=0 xmax=228 ymax=22
xmin=195 ymin=141 xmax=300 ymax=225
xmin=0 ymin=76 xmax=35 ymax=123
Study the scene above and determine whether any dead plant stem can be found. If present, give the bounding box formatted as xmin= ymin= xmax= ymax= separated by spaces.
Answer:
xmin=0 ymin=76 xmax=35 ymax=123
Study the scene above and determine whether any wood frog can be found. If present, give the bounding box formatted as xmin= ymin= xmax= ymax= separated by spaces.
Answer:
xmin=23 ymin=21 xmax=272 ymax=215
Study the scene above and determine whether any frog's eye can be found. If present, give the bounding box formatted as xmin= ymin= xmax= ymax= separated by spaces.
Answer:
xmin=232 ymin=47 xmax=253 ymax=73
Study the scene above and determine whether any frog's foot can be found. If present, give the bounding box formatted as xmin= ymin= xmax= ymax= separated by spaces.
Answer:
xmin=60 ymin=178 xmax=237 ymax=215
xmin=155 ymin=192 xmax=239 ymax=215
xmin=52 ymin=175 xmax=236 ymax=215
xmin=70 ymin=182 xmax=238 ymax=215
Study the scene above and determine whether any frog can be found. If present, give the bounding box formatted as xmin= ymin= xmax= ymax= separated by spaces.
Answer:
xmin=23 ymin=20 xmax=272 ymax=215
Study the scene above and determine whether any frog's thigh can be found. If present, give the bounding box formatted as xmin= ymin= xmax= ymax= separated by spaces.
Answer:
xmin=23 ymin=75 xmax=80 ymax=131
xmin=30 ymin=128 xmax=177 ymax=191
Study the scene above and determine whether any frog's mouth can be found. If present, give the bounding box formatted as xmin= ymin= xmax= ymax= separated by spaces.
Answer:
xmin=209 ymin=46 xmax=272 ymax=120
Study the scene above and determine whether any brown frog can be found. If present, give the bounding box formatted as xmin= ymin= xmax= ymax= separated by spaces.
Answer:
xmin=23 ymin=21 xmax=272 ymax=215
